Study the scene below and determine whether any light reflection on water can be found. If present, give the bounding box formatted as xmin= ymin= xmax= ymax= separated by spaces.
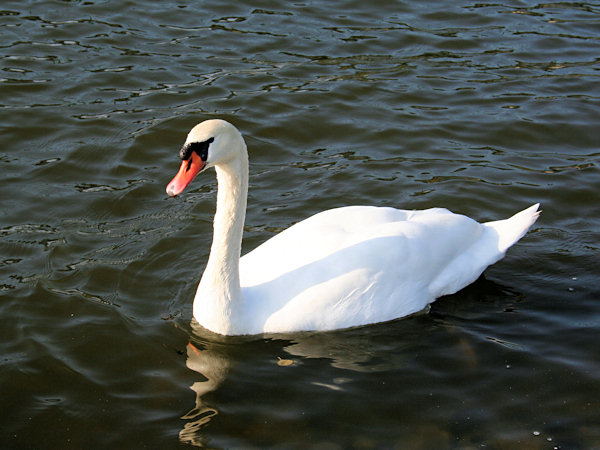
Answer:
xmin=1 ymin=0 xmax=599 ymax=448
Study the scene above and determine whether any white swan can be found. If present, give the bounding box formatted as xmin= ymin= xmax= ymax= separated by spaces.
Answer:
xmin=166 ymin=119 xmax=540 ymax=336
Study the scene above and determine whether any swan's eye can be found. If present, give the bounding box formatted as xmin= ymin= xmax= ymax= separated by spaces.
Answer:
xmin=179 ymin=137 xmax=215 ymax=161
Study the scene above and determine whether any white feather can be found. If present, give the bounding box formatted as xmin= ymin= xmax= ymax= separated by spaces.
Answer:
xmin=169 ymin=120 xmax=540 ymax=335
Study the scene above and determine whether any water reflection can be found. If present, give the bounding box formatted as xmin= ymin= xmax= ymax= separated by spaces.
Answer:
xmin=179 ymin=308 xmax=436 ymax=446
xmin=179 ymin=342 xmax=227 ymax=445
xmin=179 ymin=322 xmax=234 ymax=446
xmin=178 ymin=276 xmax=529 ymax=446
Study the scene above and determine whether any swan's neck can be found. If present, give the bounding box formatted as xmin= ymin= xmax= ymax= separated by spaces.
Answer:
xmin=195 ymin=150 xmax=248 ymax=334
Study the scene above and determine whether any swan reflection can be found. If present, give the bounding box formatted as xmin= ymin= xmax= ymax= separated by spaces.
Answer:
xmin=179 ymin=342 xmax=226 ymax=445
xmin=179 ymin=322 xmax=234 ymax=446
xmin=178 ymin=315 xmax=430 ymax=446
xmin=179 ymin=276 xmax=517 ymax=446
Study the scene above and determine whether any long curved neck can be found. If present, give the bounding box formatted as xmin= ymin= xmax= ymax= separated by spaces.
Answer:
xmin=195 ymin=146 xmax=249 ymax=334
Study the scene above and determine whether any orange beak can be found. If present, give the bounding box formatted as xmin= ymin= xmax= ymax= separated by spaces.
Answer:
xmin=166 ymin=152 xmax=206 ymax=197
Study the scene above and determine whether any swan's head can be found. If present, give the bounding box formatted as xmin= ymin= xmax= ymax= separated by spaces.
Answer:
xmin=166 ymin=119 xmax=244 ymax=197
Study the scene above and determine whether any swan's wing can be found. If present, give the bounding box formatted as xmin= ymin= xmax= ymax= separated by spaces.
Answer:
xmin=238 ymin=204 xmax=539 ymax=333
xmin=240 ymin=206 xmax=415 ymax=286
xmin=239 ymin=206 xmax=476 ymax=329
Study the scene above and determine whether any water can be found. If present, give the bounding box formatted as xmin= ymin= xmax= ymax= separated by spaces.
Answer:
xmin=1 ymin=0 xmax=599 ymax=448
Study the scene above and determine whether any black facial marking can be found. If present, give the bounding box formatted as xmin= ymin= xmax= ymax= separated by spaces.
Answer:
xmin=179 ymin=137 xmax=215 ymax=161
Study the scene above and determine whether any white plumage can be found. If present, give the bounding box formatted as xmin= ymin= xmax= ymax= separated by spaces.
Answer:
xmin=166 ymin=119 xmax=539 ymax=335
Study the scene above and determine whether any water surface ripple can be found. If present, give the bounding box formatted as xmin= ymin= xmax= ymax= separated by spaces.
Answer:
xmin=1 ymin=1 xmax=599 ymax=448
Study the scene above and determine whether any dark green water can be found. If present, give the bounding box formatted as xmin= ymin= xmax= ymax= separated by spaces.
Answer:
xmin=1 ymin=1 xmax=599 ymax=448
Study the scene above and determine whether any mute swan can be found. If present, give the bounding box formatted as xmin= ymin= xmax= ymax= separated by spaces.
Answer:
xmin=166 ymin=119 xmax=539 ymax=336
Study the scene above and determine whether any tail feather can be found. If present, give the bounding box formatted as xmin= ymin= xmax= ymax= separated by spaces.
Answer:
xmin=484 ymin=203 xmax=540 ymax=253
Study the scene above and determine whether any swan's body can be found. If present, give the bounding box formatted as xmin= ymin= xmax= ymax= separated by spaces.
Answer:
xmin=167 ymin=119 xmax=539 ymax=336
